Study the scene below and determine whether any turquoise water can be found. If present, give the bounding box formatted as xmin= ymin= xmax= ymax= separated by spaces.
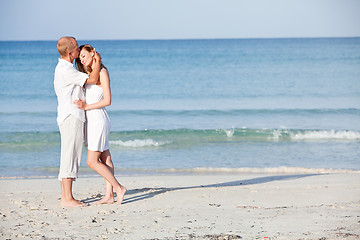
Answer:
xmin=1 ymin=38 xmax=360 ymax=177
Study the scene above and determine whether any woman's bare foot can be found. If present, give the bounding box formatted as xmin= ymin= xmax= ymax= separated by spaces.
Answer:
xmin=61 ymin=199 xmax=88 ymax=207
xmin=94 ymin=195 xmax=114 ymax=205
xmin=115 ymin=185 xmax=127 ymax=204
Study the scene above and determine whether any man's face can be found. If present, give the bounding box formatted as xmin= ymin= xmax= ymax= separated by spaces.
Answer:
xmin=69 ymin=39 xmax=80 ymax=59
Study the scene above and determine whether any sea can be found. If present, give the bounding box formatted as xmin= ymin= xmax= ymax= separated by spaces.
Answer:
xmin=1 ymin=38 xmax=360 ymax=178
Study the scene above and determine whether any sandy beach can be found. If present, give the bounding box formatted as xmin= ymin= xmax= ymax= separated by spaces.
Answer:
xmin=1 ymin=172 xmax=359 ymax=240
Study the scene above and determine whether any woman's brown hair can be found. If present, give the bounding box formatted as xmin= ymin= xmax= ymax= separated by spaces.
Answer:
xmin=75 ymin=44 xmax=107 ymax=74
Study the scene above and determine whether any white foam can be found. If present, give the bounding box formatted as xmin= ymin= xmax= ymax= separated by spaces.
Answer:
xmin=290 ymin=130 xmax=360 ymax=141
xmin=270 ymin=129 xmax=288 ymax=140
xmin=110 ymin=139 xmax=170 ymax=148
xmin=223 ymin=128 xmax=235 ymax=137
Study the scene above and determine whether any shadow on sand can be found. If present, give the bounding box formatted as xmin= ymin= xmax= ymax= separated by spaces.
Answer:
xmin=83 ymin=173 xmax=321 ymax=205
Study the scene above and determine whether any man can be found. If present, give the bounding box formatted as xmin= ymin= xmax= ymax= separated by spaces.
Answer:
xmin=54 ymin=36 xmax=100 ymax=207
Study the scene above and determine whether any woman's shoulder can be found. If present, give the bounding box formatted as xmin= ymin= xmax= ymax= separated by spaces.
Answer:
xmin=99 ymin=68 xmax=109 ymax=77
xmin=99 ymin=68 xmax=110 ymax=86
xmin=100 ymin=68 xmax=109 ymax=78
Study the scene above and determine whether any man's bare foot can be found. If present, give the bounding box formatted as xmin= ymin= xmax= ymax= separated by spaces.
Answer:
xmin=94 ymin=196 xmax=114 ymax=205
xmin=115 ymin=186 xmax=127 ymax=204
xmin=60 ymin=199 xmax=88 ymax=207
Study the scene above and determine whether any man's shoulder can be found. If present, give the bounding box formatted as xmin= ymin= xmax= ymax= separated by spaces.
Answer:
xmin=55 ymin=60 xmax=78 ymax=76
xmin=56 ymin=59 xmax=71 ymax=68
xmin=55 ymin=61 xmax=66 ymax=72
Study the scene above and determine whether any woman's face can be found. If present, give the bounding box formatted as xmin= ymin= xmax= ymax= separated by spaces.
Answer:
xmin=79 ymin=49 xmax=93 ymax=67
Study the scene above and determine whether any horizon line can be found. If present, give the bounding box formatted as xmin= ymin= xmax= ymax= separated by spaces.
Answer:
xmin=1 ymin=36 xmax=360 ymax=42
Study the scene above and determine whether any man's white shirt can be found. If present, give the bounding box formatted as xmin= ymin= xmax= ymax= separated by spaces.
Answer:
xmin=54 ymin=58 xmax=88 ymax=125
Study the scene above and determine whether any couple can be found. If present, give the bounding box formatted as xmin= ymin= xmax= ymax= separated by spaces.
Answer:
xmin=54 ymin=36 xmax=126 ymax=207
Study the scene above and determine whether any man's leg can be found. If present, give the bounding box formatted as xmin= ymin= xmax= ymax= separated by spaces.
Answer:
xmin=60 ymin=178 xmax=84 ymax=207
xmin=58 ymin=115 xmax=85 ymax=207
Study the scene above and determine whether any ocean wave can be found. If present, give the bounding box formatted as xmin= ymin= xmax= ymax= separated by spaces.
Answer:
xmin=289 ymin=130 xmax=360 ymax=141
xmin=107 ymin=128 xmax=360 ymax=149
xmin=109 ymin=139 xmax=171 ymax=148
xmin=268 ymin=129 xmax=360 ymax=141
xmin=1 ymin=128 xmax=359 ymax=152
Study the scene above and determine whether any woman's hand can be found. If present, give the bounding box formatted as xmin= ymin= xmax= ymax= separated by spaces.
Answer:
xmin=73 ymin=99 xmax=86 ymax=110
xmin=93 ymin=48 xmax=101 ymax=62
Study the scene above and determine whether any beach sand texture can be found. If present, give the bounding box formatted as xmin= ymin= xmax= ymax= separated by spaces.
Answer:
xmin=1 ymin=173 xmax=359 ymax=240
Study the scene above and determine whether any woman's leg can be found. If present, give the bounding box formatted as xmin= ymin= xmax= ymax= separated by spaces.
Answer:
xmin=87 ymin=150 xmax=126 ymax=204
xmin=94 ymin=150 xmax=115 ymax=204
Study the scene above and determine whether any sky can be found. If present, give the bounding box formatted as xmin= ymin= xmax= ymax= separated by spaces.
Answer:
xmin=0 ymin=0 xmax=360 ymax=41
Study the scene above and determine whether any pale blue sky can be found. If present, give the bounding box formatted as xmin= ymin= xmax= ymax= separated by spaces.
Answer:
xmin=1 ymin=0 xmax=359 ymax=41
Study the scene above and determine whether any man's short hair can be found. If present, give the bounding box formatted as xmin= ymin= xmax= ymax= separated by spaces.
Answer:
xmin=57 ymin=36 xmax=76 ymax=57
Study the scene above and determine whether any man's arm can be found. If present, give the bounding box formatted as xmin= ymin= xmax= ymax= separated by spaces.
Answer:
xmin=85 ymin=52 xmax=101 ymax=84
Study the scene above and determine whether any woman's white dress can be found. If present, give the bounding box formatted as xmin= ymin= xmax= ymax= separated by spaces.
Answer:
xmin=84 ymin=83 xmax=111 ymax=152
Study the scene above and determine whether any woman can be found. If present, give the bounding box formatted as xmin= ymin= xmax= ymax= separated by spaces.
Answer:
xmin=74 ymin=44 xmax=126 ymax=204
